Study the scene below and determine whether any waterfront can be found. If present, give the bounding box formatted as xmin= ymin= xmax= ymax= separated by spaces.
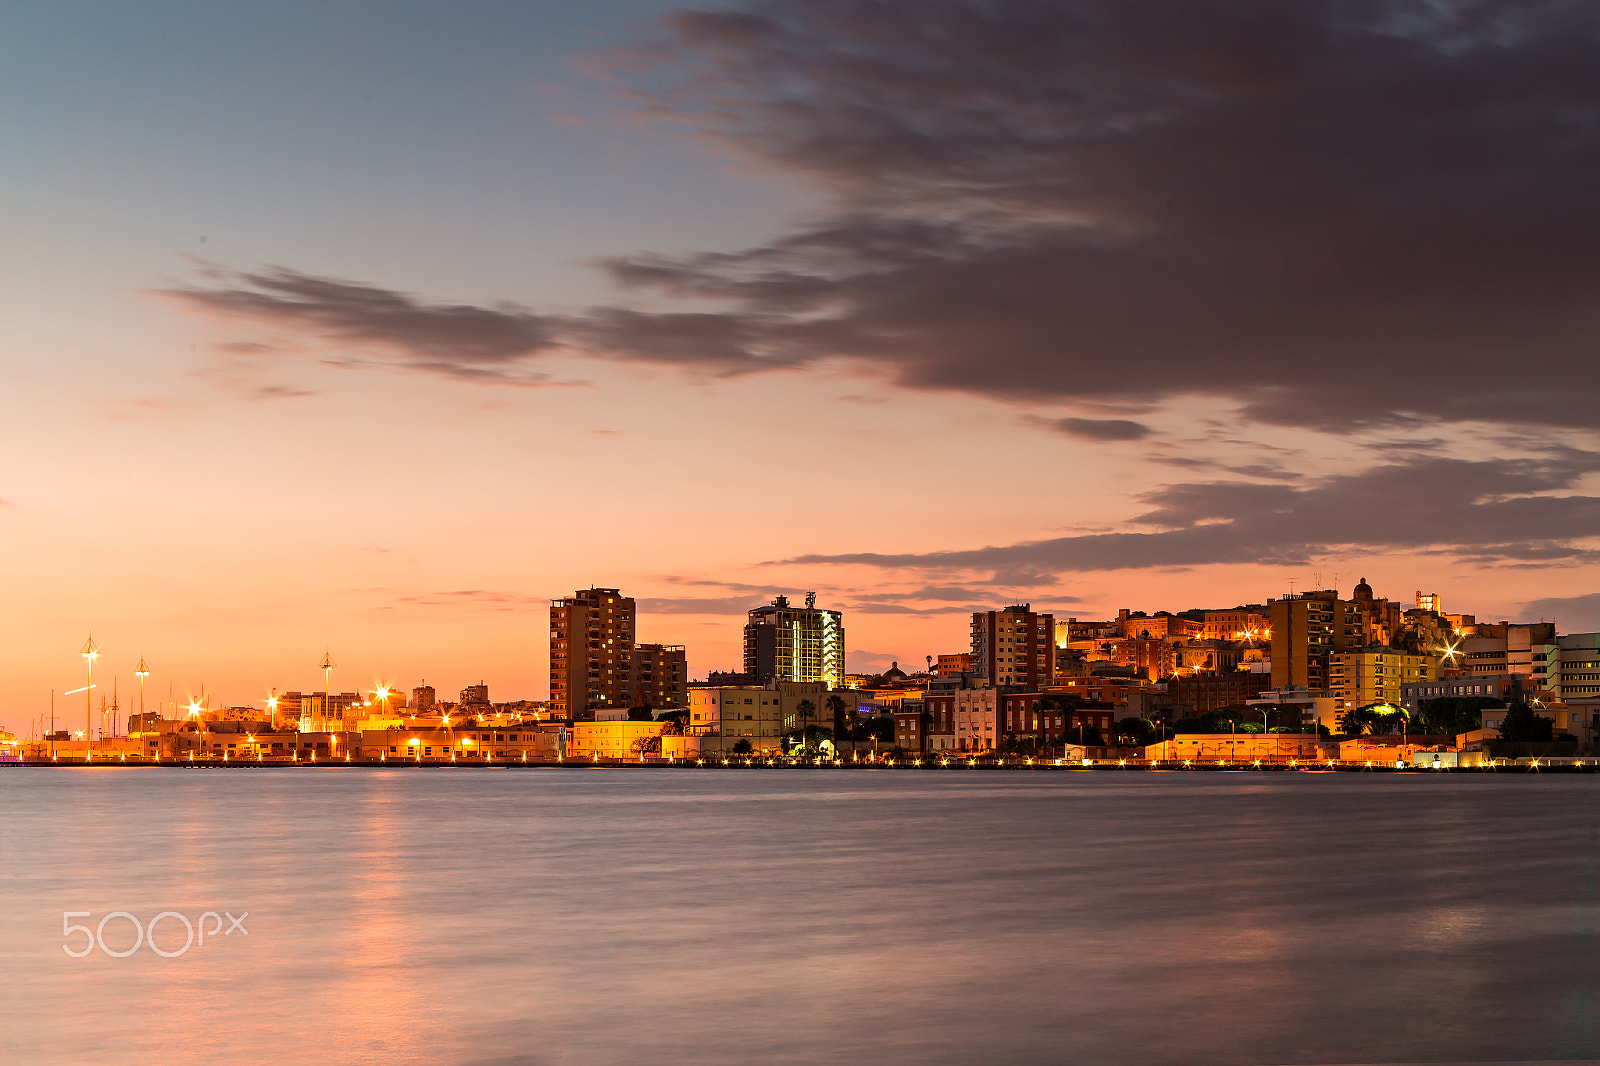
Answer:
xmin=2 ymin=770 xmax=1595 ymax=1064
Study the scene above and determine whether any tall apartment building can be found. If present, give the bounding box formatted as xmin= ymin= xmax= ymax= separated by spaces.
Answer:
xmin=972 ymin=604 xmax=1055 ymax=688
xmin=549 ymin=588 xmax=637 ymax=721
xmin=1269 ymin=590 xmax=1365 ymax=691
xmin=411 ymin=684 xmax=436 ymax=712
xmin=743 ymin=594 xmax=845 ymax=688
xmin=631 ymin=643 xmax=688 ymax=710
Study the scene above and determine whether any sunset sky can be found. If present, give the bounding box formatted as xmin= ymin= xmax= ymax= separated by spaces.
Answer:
xmin=3 ymin=0 xmax=1598 ymax=720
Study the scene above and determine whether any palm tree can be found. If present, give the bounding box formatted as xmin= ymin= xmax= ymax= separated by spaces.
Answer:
xmin=794 ymin=699 xmax=817 ymax=752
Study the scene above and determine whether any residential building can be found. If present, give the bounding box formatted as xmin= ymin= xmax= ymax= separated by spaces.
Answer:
xmin=1165 ymin=670 xmax=1274 ymax=716
xmin=972 ymin=604 xmax=1055 ymax=687
xmin=1201 ymin=607 xmax=1270 ymax=642
xmin=743 ymin=593 xmax=846 ymax=688
xmin=411 ymin=684 xmax=436 ymax=712
xmin=1328 ymin=647 xmax=1437 ymax=709
xmin=631 ymin=643 xmax=688 ymax=710
xmin=549 ymin=588 xmax=637 ymax=721
xmin=934 ymin=653 xmax=975 ymax=678
xmin=1269 ymin=590 xmax=1365 ymax=690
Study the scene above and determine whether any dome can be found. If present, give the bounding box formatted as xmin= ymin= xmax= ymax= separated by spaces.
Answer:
xmin=1353 ymin=577 xmax=1373 ymax=600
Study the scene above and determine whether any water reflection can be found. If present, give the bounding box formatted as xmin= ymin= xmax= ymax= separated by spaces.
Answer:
xmin=2 ymin=770 xmax=1595 ymax=1064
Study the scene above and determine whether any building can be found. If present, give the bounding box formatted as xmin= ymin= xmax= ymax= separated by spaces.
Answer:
xmin=1461 ymin=622 xmax=1557 ymax=679
xmin=567 ymin=720 xmax=668 ymax=760
xmin=743 ymin=593 xmax=846 ymax=688
xmin=971 ymin=604 xmax=1055 ymax=687
xmin=1398 ymin=673 xmax=1532 ymax=713
xmin=1164 ymin=670 xmax=1274 ymax=716
xmin=630 ymin=643 xmax=688 ymax=710
xmin=411 ymin=684 xmax=436 ymax=712
xmin=689 ymin=686 xmax=785 ymax=754
xmin=1270 ymin=590 xmax=1365 ymax=690
xmin=1328 ymin=647 xmax=1437 ymax=709
xmin=549 ymin=588 xmax=637 ymax=721
xmin=934 ymin=653 xmax=975 ymax=678
xmin=952 ymin=686 xmax=1001 ymax=752
xmin=1247 ymin=687 xmax=1340 ymax=731
xmin=1145 ymin=733 xmax=1328 ymax=764
xmin=297 ymin=691 xmax=363 ymax=732
xmin=1201 ymin=607 xmax=1270 ymax=642
xmin=1549 ymin=634 xmax=1600 ymax=700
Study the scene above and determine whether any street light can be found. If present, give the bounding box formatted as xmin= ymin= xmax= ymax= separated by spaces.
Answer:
xmin=81 ymin=636 xmax=99 ymax=760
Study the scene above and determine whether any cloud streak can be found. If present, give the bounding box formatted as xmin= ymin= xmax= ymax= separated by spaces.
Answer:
xmin=785 ymin=453 xmax=1600 ymax=580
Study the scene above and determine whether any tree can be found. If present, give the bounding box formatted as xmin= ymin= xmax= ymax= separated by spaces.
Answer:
xmin=1117 ymin=717 xmax=1156 ymax=746
xmin=731 ymin=738 xmax=753 ymax=755
xmin=793 ymin=700 xmax=818 ymax=750
xmin=627 ymin=706 xmax=654 ymax=722
xmin=1417 ymin=696 xmax=1499 ymax=735
xmin=826 ymin=694 xmax=850 ymax=743
xmin=1498 ymin=702 xmax=1554 ymax=743
xmin=1337 ymin=707 xmax=1371 ymax=736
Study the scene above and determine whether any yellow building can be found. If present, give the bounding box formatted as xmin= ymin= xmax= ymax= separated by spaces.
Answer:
xmin=1329 ymin=647 xmax=1437 ymax=709
xmin=566 ymin=720 xmax=667 ymax=760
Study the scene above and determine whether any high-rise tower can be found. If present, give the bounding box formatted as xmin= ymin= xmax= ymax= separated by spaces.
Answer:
xmin=743 ymin=593 xmax=845 ymax=688
xmin=549 ymin=588 xmax=637 ymax=720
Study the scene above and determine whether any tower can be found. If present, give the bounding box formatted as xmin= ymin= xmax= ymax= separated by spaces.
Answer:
xmin=743 ymin=595 xmax=845 ymax=688
xmin=549 ymin=588 xmax=637 ymax=720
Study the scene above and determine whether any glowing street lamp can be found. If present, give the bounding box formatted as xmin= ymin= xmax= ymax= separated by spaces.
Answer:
xmin=81 ymin=636 xmax=99 ymax=759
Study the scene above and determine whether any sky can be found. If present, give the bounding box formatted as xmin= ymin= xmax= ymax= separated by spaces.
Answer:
xmin=3 ymin=0 xmax=1598 ymax=722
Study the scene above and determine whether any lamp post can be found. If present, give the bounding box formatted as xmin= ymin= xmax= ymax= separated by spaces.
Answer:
xmin=135 ymin=657 xmax=149 ymax=735
xmin=81 ymin=636 xmax=99 ymax=761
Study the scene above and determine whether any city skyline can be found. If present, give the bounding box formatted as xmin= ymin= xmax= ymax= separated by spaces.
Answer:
xmin=4 ymin=573 xmax=1572 ymax=718
xmin=4 ymin=0 xmax=1598 ymax=715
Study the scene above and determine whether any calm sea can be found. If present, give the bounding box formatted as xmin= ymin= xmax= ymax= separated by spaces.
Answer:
xmin=1 ymin=768 xmax=1595 ymax=1065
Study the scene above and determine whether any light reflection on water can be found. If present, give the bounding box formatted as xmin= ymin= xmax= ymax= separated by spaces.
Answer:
xmin=2 ymin=769 xmax=1595 ymax=1064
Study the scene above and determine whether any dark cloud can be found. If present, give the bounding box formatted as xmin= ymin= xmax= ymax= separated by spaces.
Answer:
xmin=1520 ymin=592 xmax=1600 ymax=630
xmin=599 ymin=0 xmax=1600 ymax=430
xmin=1052 ymin=418 xmax=1152 ymax=441
xmin=164 ymin=1 xmax=1600 ymax=435
xmin=786 ymin=453 xmax=1600 ymax=581
xmin=163 ymin=265 xmax=562 ymax=381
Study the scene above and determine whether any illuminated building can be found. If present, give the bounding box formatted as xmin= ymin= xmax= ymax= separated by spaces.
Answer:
xmin=1200 ymin=607 xmax=1270 ymax=642
xmin=1270 ymin=589 xmax=1365 ymax=690
xmin=1329 ymin=647 xmax=1437 ymax=709
xmin=971 ymin=604 xmax=1055 ymax=687
xmin=549 ymin=588 xmax=636 ymax=721
xmin=411 ymin=684 xmax=436 ymax=712
xmin=933 ymin=653 xmax=974 ymax=678
xmin=743 ymin=593 xmax=845 ymax=688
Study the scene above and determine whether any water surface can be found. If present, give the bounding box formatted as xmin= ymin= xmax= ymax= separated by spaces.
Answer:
xmin=2 ymin=768 xmax=1595 ymax=1064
